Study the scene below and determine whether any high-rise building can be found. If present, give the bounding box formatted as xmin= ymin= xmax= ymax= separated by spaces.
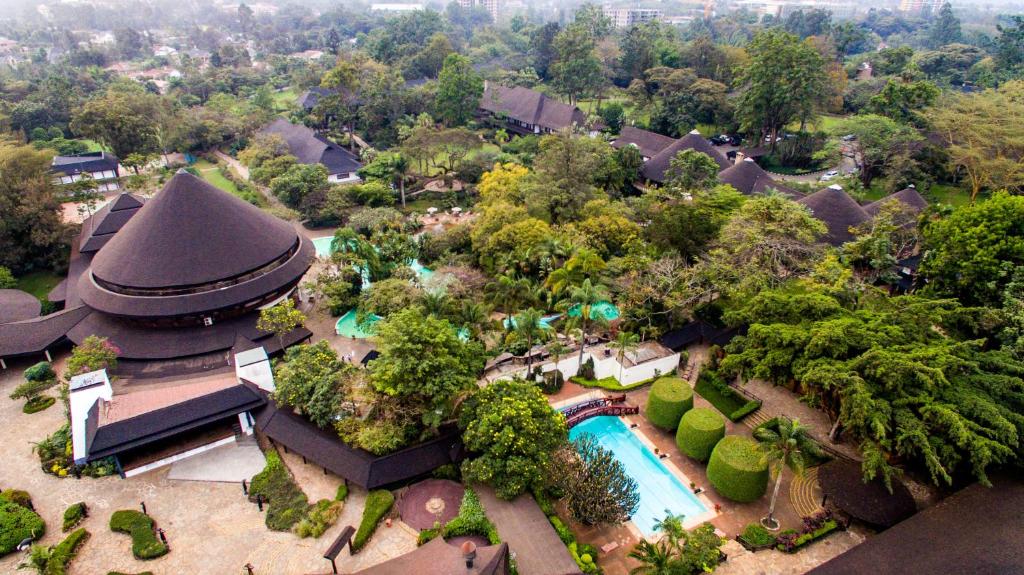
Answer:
xmin=602 ymin=6 xmax=663 ymax=29
xmin=898 ymin=0 xmax=941 ymax=15
xmin=458 ymin=0 xmax=500 ymax=22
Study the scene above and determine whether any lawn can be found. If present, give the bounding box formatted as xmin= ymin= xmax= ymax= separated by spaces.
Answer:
xmin=570 ymin=375 xmax=656 ymax=391
xmin=194 ymin=159 xmax=241 ymax=194
xmin=273 ymin=87 xmax=298 ymax=113
xmin=928 ymin=183 xmax=973 ymax=207
xmin=16 ymin=270 xmax=63 ymax=300
xmin=79 ymin=139 xmax=107 ymax=152
xmin=792 ymin=114 xmax=847 ymax=133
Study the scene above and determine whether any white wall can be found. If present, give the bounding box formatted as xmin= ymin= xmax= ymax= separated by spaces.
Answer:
xmin=491 ymin=349 xmax=680 ymax=387
xmin=70 ymin=369 xmax=113 ymax=464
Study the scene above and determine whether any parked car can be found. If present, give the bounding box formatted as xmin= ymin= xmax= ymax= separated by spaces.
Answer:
xmin=819 ymin=170 xmax=840 ymax=182
xmin=728 ymin=134 xmax=742 ymax=146
xmin=710 ymin=134 xmax=730 ymax=145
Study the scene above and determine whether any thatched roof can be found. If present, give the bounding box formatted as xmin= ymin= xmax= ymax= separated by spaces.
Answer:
xmin=863 ymin=186 xmax=928 ymax=217
xmin=480 ymin=84 xmax=587 ymax=132
xmin=718 ymin=157 xmax=801 ymax=198
xmin=818 ymin=459 xmax=916 ymax=528
xmin=612 ymin=126 xmax=677 ymax=159
xmin=642 ymin=130 xmax=730 ymax=183
xmin=797 ymin=185 xmax=870 ymax=246
xmin=78 ymin=192 xmax=145 ymax=254
xmin=260 ymin=118 xmax=362 ymax=175
xmin=0 ymin=305 xmax=91 ymax=358
xmin=809 ymin=474 xmax=1024 ymax=575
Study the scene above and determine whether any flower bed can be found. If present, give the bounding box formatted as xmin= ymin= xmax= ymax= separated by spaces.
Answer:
xmin=775 ymin=510 xmax=847 ymax=553
xmin=736 ymin=523 xmax=776 ymax=551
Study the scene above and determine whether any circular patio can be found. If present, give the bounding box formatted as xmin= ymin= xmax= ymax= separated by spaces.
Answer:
xmin=398 ymin=479 xmax=464 ymax=530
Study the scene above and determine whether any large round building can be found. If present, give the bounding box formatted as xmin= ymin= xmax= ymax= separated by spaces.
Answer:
xmin=0 ymin=170 xmax=315 ymax=372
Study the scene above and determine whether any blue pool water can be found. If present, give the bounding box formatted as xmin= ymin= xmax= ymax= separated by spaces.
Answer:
xmin=335 ymin=309 xmax=382 ymax=338
xmin=569 ymin=416 xmax=708 ymax=536
xmin=568 ymin=301 xmax=620 ymax=321
xmin=313 ymin=236 xmax=434 ymax=286
xmin=312 ymin=236 xmax=335 ymax=258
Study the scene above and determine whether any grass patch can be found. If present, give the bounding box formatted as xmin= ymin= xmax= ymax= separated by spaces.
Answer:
xmin=15 ymin=270 xmax=63 ymax=301
xmin=352 ymin=489 xmax=394 ymax=552
xmin=927 ymin=183 xmax=972 ymax=207
xmin=571 ymin=375 xmax=657 ymax=391
xmin=273 ymin=88 xmax=298 ymax=112
xmin=62 ymin=503 xmax=87 ymax=532
xmin=249 ymin=450 xmax=309 ymax=532
xmin=739 ymin=523 xmax=776 ymax=548
xmin=109 ymin=510 xmax=167 ymax=560
xmin=295 ymin=499 xmax=343 ymax=539
xmin=418 ymin=488 xmax=500 ymax=546
xmin=695 ymin=370 xmax=761 ymax=422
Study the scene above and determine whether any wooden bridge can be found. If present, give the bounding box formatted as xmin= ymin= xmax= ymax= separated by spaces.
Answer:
xmin=562 ymin=394 xmax=639 ymax=428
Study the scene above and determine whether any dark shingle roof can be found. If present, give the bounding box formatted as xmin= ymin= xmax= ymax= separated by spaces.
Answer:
xmin=51 ymin=152 xmax=119 ymax=176
xmin=863 ymin=186 xmax=928 ymax=217
xmin=809 ymin=474 xmax=1024 ymax=575
xmin=0 ymin=305 xmax=90 ymax=357
xmin=260 ymin=118 xmax=362 ymax=175
xmin=0 ymin=289 xmax=41 ymax=324
xmin=642 ymin=130 xmax=730 ymax=183
xmin=718 ymin=158 xmax=801 ymax=198
xmin=612 ymin=126 xmax=677 ymax=159
xmin=255 ymin=400 xmax=464 ymax=489
xmin=353 ymin=537 xmax=509 ymax=575
xmin=90 ymin=171 xmax=298 ymax=290
xmin=85 ymin=383 xmax=265 ymax=460
xmin=797 ymin=185 xmax=870 ymax=246
xmin=78 ymin=193 xmax=145 ymax=254
xmin=480 ymin=84 xmax=587 ymax=133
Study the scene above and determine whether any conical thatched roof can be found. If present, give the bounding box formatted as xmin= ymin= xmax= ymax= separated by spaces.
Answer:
xmin=642 ymin=130 xmax=730 ymax=183
xmin=797 ymin=185 xmax=870 ymax=246
xmin=864 ymin=186 xmax=928 ymax=217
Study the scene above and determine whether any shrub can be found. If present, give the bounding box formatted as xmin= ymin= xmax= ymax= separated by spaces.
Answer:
xmin=1 ymin=489 xmax=34 ymax=508
xmin=442 ymin=489 xmax=500 ymax=544
xmin=352 ymin=489 xmax=394 ymax=552
xmin=739 ymin=523 xmax=776 ymax=548
xmin=776 ymin=510 xmax=841 ymax=553
xmin=336 ymin=483 xmax=349 ymax=502
xmin=706 ymin=436 xmax=769 ymax=502
xmin=695 ymin=370 xmax=761 ymax=422
xmin=0 ymin=499 xmax=45 ymax=555
xmin=248 ymin=450 xmax=309 ymax=531
xmin=10 ymin=378 xmax=57 ymax=402
xmin=579 ymin=357 xmax=596 ymax=380
xmin=431 ymin=463 xmax=461 ymax=481
xmin=23 ymin=396 xmax=56 ymax=414
xmin=675 ymin=408 xmax=726 ymax=462
xmin=62 ymin=503 xmax=88 ymax=532
xmin=645 ymin=377 xmax=694 ymax=431
xmin=24 ymin=362 xmax=55 ymax=382
xmin=109 ymin=511 xmax=167 ymax=559
xmin=295 ymin=499 xmax=342 ymax=538
xmin=41 ymin=528 xmax=90 ymax=575
xmin=548 ymin=515 xmax=574 ymax=546
xmin=541 ymin=369 xmax=565 ymax=394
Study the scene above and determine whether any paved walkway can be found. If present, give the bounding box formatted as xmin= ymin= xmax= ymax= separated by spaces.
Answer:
xmin=475 ymin=485 xmax=581 ymax=575
xmin=167 ymin=441 xmax=267 ymax=483
xmin=716 ymin=529 xmax=866 ymax=575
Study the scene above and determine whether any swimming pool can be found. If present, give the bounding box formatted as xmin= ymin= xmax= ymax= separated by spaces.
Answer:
xmin=313 ymin=236 xmax=434 ymax=285
xmin=335 ymin=309 xmax=382 ymax=338
xmin=569 ymin=416 xmax=709 ymax=536
xmin=312 ymin=236 xmax=335 ymax=258
xmin=568 ymin=301 xmax=620 ymax=321
xmin=502 ymin=313 xmax=561 ymax=330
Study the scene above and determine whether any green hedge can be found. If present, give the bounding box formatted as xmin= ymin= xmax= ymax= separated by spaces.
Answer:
xmin=645 ymin=377 xmax=694 ymax=430
xmin=675 ymin=408 xmax=725 ymax=462
xmin=295 ymin=499 xmax=342 ymax=539
xmin=0 ymin=489 xmax=33 ymax=508
xmin=62 ymin=503 xmax=87 ymax=532
xmin=24 ymin=396 xmax=56 ymax=414
xmin=24 ymin=362 xmax=55 ymax=382
xmin=695 ymin=370 xmax=761 ymax=422
xmin=352 ymin=489 xmax=394 ymax=552
xmin=0 ymin=499 xmax=45 ymax=555
xmin=109 ymin=510 xmax=168 ymax=560
xmin=248 ymin=450 xmax=309 ymax=531
xmin=43 ymin=528 xmax=90 ymax=575
xmin=706 ymin=436 xmax=769 ymax=502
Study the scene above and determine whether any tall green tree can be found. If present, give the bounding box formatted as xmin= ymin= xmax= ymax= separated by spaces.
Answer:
xmin=831 ymin=114 xmax=921 ymax=187
xmin=551 ymin=23 xmax=603 ymax=106
xmin=552 ymin=433 xmax=639 ymax=525
xmin=928 ymin=2 xmax=962 ymax=48
xmin=514 ymin=307 xmax=548 ymax=374
xmin=562 ymin=278 xmax=611 ymax=367
xmin=257 ymin=299 xmax=306 ymax=351
xmin=70 ymin=85 xmax=161 ymax=158
xmin=628 ymin=516 xmax=723 ymax=575
xmin=0 ymin=141 xmax=70 ymax=273
xmin=735 ymin=29 xmax=826 ymax=147
xmin=459 ymin=379 xmax=568 ymax=499
xmin=609 ymin=331 xmax=640 ymax=382
xmin=663 ymin=150 xmax=720 ymax=195
xmin=435 ymin=53 xmax=483 ymax=127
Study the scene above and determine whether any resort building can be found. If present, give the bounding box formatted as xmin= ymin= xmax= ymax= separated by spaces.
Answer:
xmin=458 ymin=0 xmax=500 ymax=22
xmin=260 ymin=118 xmax=363 ymax=184
xmin=641 ymin=130 xmax=731 ymax=184
xmin=718 ymin=157 xmax=802 ymax=199
xmin=51 ymin=151 xmax=121 ymax=192
xmin=478 ymin=83 xmax=596 ymax=136
xmin=612 ymin=126 xmax=677 ymax=162
xmin=0 ymin=170 xmax=315 ymax=371
xmin=797 ymin=185 xmax=871 ymax=246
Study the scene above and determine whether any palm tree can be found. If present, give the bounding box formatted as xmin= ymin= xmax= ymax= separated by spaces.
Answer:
xmin=486 ymin=272 xmax=522 ymax=313
xmin=389 ymin=152 xmax=411 ymax=208
xmin=562 ymin=279 xmax=611 ymax=368
xmin=515 ymin=307 xmax=547 ymax=374
xmin=459 ymin=301 xmax=491 ymax=339
xmin=609 ymin=331 xmax=640 ymax=383
xmin=753 ymin=417 xmax=823 ymax=530
xmin=628 ymin=538 xmax=673 ymax=575
xmin=422 ymin=291 xmax=450 ymax=318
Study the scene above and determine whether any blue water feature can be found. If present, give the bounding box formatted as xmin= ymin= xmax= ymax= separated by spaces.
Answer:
xmin=312 ymin=236 xmax=334 ymax=258
xmin=570 ymin=416 xmax=708 ymax=536
xmin=312 ymin=236 xmax=433 ymax=287
xmin=502 ymin=313 xmax=561 ymax=330
xmin=567 ymin=301 xmax=620 ymax=321
xmin=335 ymin=310 xmax=382 ymax=338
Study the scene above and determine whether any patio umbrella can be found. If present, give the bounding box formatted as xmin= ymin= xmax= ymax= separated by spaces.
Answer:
xmin=451 ymin=207 xmax=462 ymax=214
xmin=427 ymin=207 xmax=438 ymax=215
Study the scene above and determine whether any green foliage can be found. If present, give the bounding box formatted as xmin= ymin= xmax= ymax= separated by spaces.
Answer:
xmin=1 ymin=490 xmax=33 ymax=508
xmin=675 ymin=407 xmax=726 ymax=462
xmin=295 ymin=499 xmax=343 ymax=539
xmin=706 ymin=436 xmax=769 ymax=503
xmin=108 ymin=510 xmax=167 ymax=560
xmin=270 ymin=163 xmax=329 ymax=213
xmin=370 ymin=307 xmax=485 ymax=429
xmin=460 ymin=380 xmax=568 ymax=499
xmin=22 ymin=396 xmax=56 ymax=414
xmin=352 ymin=490 xmax=394 ymax=552
xmin=336 ymin=484 xmax=350 ymax=502
xmin=664 ymin=150 xmax=720 ymax=194
xmin=644 ymin=377 xmax=694 ymax=431
xmin=23 ymin=362 xmax=54 ymax=382
xmin=0 ymin=499 xmax=45 ymax=555
xmin=66 ymin=335 xmax=119 ymax=378
xmin=441 ymin=489 xmax=499 ymax=543
xmin=628 ymin=517 xmax=723 ymax=575
xmin=10 ymin=378 xmax=56 ymax=402
xmin=435 ymin=53 xmax=483 ymax=127
xmin=578 ymin=357 xmax=596 ymax=381
xmin=272 ymin=341 xmax=348 ymax=429
xmin=551 ymin=433 xmax=639 ymax=526
xmin=37 ymin=528 xmax=89 ymax=575
xmin=694 ymin=370 xmax=762 ymax=422
xmin=739 ymin=523 xmax=775 ymax=548
xmin=0 ymin=265 xmax=17 ymax=288
xmin=257 ymin=299 xmax=306 ymax=347
xmin=248 ymin=451 xmax=310 ymax=532
xmin=62 ymin=503 xmax=87 ymax=532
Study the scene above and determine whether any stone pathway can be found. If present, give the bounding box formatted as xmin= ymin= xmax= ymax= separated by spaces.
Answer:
xmin=167 ymin=441 xmax=266 ymax=483
xmin=716 ymin=528 xmax=866 ymax=575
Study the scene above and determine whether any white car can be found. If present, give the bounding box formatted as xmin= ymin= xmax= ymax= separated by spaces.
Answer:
xmin=819 ymin=170 xmax=840 ymax=182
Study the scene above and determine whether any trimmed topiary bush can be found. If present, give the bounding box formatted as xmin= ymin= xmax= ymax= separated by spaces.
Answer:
xmin=645 ymin=377 xmax=694 ymax=430
xmin=676 ymin=407 xmax=726 ymax=462
xmin=352 ymin=489 xmax=394 ymax=552
xmin=0 ymin=499 xmax=45 ymax=555
xmin=109 ymin=510 xmax=168 ymax=560
xmin=23 ymin=396 xmax=56 ymax=414
xmin=706 ymin=436 xmax=769 ymax=503
xmin=62 ymin=503 xmax=88 ymax=532
xmin=24 ymin=362 xmax=55 ymax=382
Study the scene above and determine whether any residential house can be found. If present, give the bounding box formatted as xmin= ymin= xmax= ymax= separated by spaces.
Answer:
xmin=51 ymin=152 xmax=121 ymax=192
xmin=479 ymin=83 xmax=595 ymax=136
xmin=260 ymin=118 xmax=362 ymax=184
xmin=641 ymin=130 xmax=730 ymax=184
